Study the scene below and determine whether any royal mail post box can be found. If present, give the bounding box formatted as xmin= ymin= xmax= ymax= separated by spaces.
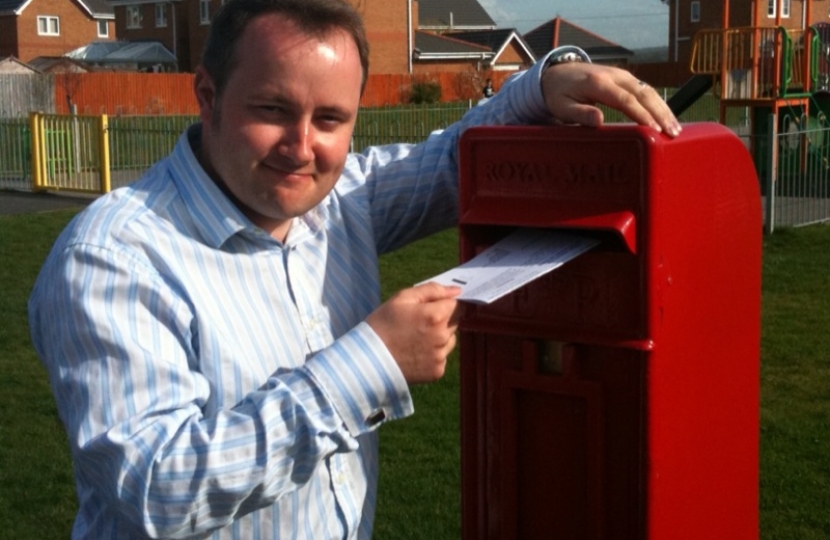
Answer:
xmin=457 ymin=123 xmax=761 ymax=540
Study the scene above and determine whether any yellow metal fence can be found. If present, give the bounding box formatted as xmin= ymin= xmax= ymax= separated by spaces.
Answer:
xmin=19 ymin=108 xmax=478 ymax=195
xmin=30 ymin=112 xmax=111 ymax=194
xmin=23 ymin=112 xmax=197 ymax=194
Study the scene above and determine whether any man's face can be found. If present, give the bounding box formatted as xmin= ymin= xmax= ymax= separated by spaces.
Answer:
xmin=194 ymin=13 xmax=363 ymax=241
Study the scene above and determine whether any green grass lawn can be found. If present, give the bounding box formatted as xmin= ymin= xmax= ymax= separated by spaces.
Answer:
xmin=1 ymin=208 xmax=828 ymax=539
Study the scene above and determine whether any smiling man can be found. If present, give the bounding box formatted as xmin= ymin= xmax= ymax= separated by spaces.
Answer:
xmin=194 ymin=12 xmax=363 ymax=242
xmin=28 ymin=0 xmax=679 ymax=539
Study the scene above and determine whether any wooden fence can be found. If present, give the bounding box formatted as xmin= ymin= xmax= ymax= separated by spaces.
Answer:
xmin=0 ymin=65 xmax=691 ymax=118
xmin=0 ymin=74 xmax=55 ymax=118
xmin=0 ymin=70 xmax=517 ymax=117
xmin=55 ymin=72 xmax=199 ymax=116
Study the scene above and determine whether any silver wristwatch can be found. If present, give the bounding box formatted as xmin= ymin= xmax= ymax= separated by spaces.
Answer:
xmin=545 ymin=47 xmax=592 ymax=68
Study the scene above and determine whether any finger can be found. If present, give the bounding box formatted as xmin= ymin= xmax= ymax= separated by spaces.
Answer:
xmin=437 ymin=332 xmax=458 ymax=360
xmin=617 ymin=78 xmax=682 ymax=137
xmin=422 ymin=297 xmax=462 ymax=329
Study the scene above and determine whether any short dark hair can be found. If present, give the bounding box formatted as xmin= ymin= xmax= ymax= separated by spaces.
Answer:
xmin=201 ymin=0 xmax=370 ymax=96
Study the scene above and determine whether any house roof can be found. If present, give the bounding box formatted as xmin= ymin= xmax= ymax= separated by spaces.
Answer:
xmin=0 ymin=0 xmax=113 ymax=18
xmin=0 ymin=0 xmax=25 ymax=15
xmin=524 ymin=17 xmax=633 ymax=62
xmin=418 ymin=0 xmax=495 ymax=30
xmin=414 ymin=31 xmax=493 ymax=60
xmin=445 ymin=29 xmax=536 ymax=64
xmin=65 ymin=41 xmax=177 ymax=65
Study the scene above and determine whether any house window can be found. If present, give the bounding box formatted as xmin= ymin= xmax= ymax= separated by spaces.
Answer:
xmin=127 ymin=5 xmax=142 ymax=29
xmin=36 ymin=16 xmax=60 ymax=36
xmin=155 ymin=3 xmax=167 ymax=27
xmin=691 ymin=1 xmax=701 ymax=23
xmin=97 ymin=20 xmax=109 ymax=37
xmin=200 ymin=0 xmax=210 ymax=24
xmin=768 ymin=0 xmax=791 ymax=18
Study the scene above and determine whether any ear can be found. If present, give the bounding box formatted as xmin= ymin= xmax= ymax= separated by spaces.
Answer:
xmin=194 ymin=66 xmax=217 ymax=127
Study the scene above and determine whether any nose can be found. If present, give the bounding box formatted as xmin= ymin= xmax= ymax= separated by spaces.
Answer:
xmin=279 ymin=119 xmax=314 ymax=164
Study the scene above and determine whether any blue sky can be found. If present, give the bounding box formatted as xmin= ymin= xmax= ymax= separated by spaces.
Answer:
xmin=479 ymin=0 xmax=671 ymax=49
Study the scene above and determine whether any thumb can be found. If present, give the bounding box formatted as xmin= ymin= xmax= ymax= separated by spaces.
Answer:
xmin=411 ymin=282 xmax=463 ymax=303
xmin=556 ymin=102 xmax=604 ymax=128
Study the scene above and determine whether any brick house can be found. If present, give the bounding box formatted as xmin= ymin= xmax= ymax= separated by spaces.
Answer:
xmin=413 ymin=0 xmax=534 ymax=77
xmin=413 ymin=28 xmax=534 ymax=74
xmin=0 ymin=0 xmax=114 ymax=62
xmin=109 ymin=0 xmax=190 ymax=69
xmin=111 ymin=0 xmax=414 ymax=74
xmin=444 ymin=29 xmax=534 ymax=71
xmin=110 ymin=0 xmax=529 ymax=75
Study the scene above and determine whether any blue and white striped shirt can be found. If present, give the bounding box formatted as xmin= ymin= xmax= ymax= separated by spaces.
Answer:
xmin=29 ymin=56 xmax=555 ymax=539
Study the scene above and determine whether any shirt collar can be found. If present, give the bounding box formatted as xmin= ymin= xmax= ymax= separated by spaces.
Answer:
xmin=165 ymin=124 xmax=268 ymax=248
xmin=168 ymin=123 xmax=331 ymax=249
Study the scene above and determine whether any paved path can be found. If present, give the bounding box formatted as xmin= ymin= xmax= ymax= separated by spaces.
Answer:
xmin=0 ymin=190 xmax=93 ymax=216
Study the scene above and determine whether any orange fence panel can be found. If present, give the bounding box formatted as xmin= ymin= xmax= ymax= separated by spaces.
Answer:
xmin=55 ymin=72 xmax=200 ymax=116
xmin=50 ymin=70 xmax=518 ymax=115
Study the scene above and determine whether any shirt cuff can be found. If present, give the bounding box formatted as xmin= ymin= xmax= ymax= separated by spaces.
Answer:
xmin=304 ymin=322 xmax=413 ymax=435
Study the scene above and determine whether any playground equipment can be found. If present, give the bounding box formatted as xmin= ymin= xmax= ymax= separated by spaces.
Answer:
xmin=686 ymin=0 xmax=830 ymax=186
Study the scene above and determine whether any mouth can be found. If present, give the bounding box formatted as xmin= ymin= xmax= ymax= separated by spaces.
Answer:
xmin=262 ymin=162 xmax=314 ymax=183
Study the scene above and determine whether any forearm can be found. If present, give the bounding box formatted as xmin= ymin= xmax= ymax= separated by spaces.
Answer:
xmin=351 ymin=52 xmax=574 ymax=254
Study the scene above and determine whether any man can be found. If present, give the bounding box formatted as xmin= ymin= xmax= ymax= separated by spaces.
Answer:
xmin=28 ymin=0 xmax=680 ymax=538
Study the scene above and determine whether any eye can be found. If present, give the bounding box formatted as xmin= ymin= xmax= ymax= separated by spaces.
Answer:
xmin=315 ymin=114 xmax=346 ymax=131
xmin=260 ymin=104 xmax=289 ymax=116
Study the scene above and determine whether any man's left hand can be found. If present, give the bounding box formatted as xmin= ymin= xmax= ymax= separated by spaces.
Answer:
xmin=542 ymin=62 xmax=682 ymax=138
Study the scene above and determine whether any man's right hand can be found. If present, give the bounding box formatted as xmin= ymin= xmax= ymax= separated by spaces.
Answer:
xmin=366 ymin=283 xmax=463 ymax=384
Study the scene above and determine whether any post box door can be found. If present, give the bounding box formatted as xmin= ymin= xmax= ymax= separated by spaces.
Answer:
xmin=462 ymin=334 xmax=647 ymax=540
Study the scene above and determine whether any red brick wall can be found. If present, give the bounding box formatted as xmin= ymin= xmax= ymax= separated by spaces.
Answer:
xmin=183 ymin=0 xmax=414 ymax=73
xmin=115 ymin=3 xmax=190 ymax=70
xmin=353 ymin=0 xmax=411 ymax=74
xmin=186 ymin=0 xmax=214 ymax=71
xmin=670 ymin=0 xmax=753 ymax=67
xmin=496 ymin=42 xmax=533 ymax=68
xmin=0 ymin=17 xmax=20 ymax=59
xmin=413 ymin=61 xmax=482 ymax=75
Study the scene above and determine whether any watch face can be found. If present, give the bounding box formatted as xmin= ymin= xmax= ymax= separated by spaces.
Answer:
xmin=549 ymin=51 xmax=585 ymax=66
xmin=559 ymin=53 xmax=580 ymax=63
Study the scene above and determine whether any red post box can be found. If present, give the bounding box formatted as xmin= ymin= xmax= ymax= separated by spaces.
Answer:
xmin=457 ymin=123 xmax=761 ymax=540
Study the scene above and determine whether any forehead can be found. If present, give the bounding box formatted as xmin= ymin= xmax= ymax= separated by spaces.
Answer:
xmin=226 ymin=13 xmax=363 ymax=102
xmin=237 ymin=13 xmax=357 ymax=66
